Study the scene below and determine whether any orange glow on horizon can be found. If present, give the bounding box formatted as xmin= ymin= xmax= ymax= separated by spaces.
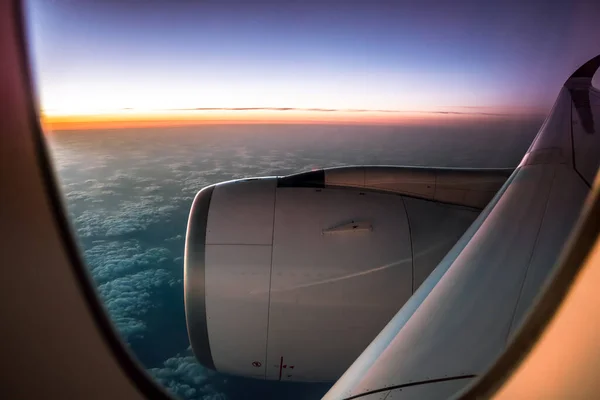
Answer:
xmin=40 ymin=109 xmax=538 ymax=131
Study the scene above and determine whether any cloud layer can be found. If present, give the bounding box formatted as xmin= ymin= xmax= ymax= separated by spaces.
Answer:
xmin=150 ymin=350 xmax=226 ymax=400
xmin=97 ymin=269 xmax=178 ymax=341
xmin=47 ymin=122 xmax=540 ymax=398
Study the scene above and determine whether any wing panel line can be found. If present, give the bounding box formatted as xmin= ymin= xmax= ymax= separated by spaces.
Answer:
xmin=399 ymin=195 xmax=415 ymax=293
xmin=504 ymin=166 xmax=557 ymax=341
xmin=343 ymin=375 xmax=476 ymax=400
xmin=264 ymin=186 xmax=278 ymax=379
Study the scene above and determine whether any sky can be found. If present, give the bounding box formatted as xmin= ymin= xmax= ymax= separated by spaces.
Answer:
xmin=25 ymin=0 xmax=600 ymax=127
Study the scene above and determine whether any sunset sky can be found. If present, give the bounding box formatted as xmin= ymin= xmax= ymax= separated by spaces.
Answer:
xmin=26 ymin=0 xmax=600 ymax=129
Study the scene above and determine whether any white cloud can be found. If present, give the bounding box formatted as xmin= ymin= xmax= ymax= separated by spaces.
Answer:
xmin=166 ymin=235 xmax=184 ymax=242
xmin=72 ymin=196 xmax=178 ymax=238
xmin=83 ymin=240 xmax=171 ymax=283
xmin=97 ymin=269 xmax=178 ymax=341
xmin=149 ymin=350 xmax=227 ymax=400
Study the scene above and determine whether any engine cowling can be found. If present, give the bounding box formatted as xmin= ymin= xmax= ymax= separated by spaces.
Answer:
xmin=184 ymin=166 xmax=511 ymax=381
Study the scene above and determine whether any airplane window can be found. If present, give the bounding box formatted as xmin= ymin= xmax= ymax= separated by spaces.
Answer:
xmin=23 ymin=0 xmax=600 ymax=399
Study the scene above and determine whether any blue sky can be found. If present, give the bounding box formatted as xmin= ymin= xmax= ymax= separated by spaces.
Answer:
xmin=26 ymin=0 xmax=600 ymax=119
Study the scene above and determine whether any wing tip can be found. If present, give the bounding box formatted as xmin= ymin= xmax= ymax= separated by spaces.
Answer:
xmin=568 ymin=54 xmax=600 ymax=80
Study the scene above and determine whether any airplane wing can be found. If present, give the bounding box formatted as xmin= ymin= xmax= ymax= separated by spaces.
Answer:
xmin=322 ymin=55 xmax=600 ymax=400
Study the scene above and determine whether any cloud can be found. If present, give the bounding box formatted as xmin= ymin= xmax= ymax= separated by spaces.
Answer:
xmin=97 ymin=269 xmax=179 ymax=341
xmin=65 ymin=190 xmax=96 ymax=202
xmin=149 ymin=350 xmax=227 ymax=400
xmin=149 ymin=349 xmax=333 ymax=400
xmin=83 ymin=240 xmax=171 ymax=283
xmin=166 ymin=234 xmax=184 ymax=242
xmin=72 ymin=196 xmax=178 ymax=238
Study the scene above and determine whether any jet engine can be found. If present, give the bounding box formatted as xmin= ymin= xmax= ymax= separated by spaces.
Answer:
xmin=184 ymin=166 xmax=511 ymax=381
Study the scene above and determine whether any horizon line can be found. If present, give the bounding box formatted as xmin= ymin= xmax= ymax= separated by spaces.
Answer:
xmin=41 ymin=106 xmax=549 ymax=118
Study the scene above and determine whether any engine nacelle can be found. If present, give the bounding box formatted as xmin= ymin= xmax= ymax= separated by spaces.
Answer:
xmin=184 ymin=166 xmax=511 ymax=382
